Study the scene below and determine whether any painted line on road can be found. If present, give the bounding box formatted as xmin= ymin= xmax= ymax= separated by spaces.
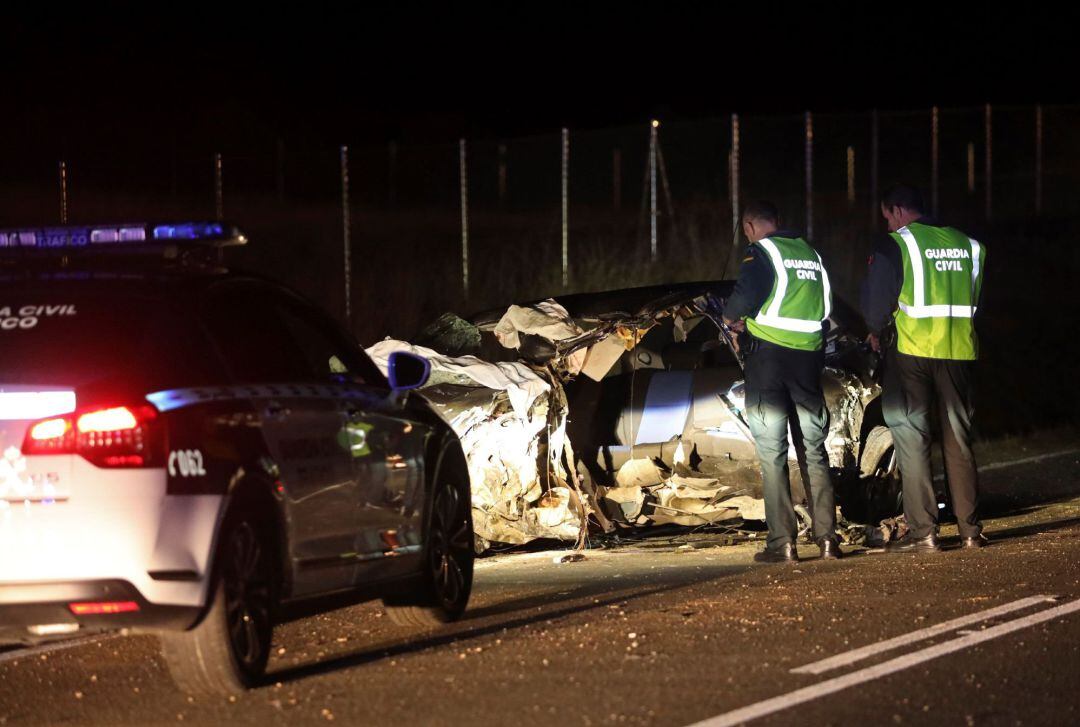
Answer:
xmin=0 ymin=633 xmax=116 ymax=666
xmin=791 ymin=594 xmax=1055 ymax=675
xmin=934 ymin=447 xmax=1080 ymax=481
xmin=688 ymin=597 xmax=1080 ymax=727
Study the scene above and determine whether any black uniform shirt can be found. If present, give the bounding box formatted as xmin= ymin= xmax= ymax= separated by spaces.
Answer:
xmin=724 ymin=229 xmax=804 ymax=321
xmin=860 ymin=216 xmax=946 ymax=335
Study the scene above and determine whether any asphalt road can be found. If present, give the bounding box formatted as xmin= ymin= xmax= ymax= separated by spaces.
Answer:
xmin=1 ymin=443 xmax=1078 ymax=726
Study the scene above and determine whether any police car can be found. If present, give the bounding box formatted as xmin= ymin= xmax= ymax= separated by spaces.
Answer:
xmin=0 ymin=222 xmax=473 ymax=694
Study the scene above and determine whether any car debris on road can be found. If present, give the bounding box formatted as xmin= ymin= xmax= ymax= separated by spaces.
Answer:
xmin=369 ymin=282 xmax=905 ymax=552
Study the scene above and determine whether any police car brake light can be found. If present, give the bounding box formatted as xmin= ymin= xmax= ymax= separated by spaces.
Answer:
xmin=22 ymin=403 xmax=164 ymax=468
xmin=77 ymin=406 xmax=140 ymax=433
xmin=29 ymin=417 xmax=70 ymax=441
xmin=69 ymin=601 xmax=140 ymax=615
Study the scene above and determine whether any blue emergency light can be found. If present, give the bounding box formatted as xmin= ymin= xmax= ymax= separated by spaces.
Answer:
xmin=0 ymin=222 xmax=246 ymax=250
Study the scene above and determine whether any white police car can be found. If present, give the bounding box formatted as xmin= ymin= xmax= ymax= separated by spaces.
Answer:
xmin=0 ymin=222 xmax=473 ymax=694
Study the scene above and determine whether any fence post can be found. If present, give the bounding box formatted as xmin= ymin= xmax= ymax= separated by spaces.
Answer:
xmin=497 ymin=143 xmax=508 ymax=208
xmin=387 ymin=141 xmax=398 ymax=207
xmin=612 ymin=148 xmax=622 ymax=210
xmin=276 ymin=138 xmax=285 ymax=203
xmin=931 ymin=106 xmax=939 ymax=217
xmin=870 ymin=109 xmax=879 ymax=223
xmin=214 ymin=152 xmax=224 ymax=221
xmin=731 ymin=113 xmax=740 ymax=242
xmin=1035 ymin=104 xmax=1043 ymax=217
xmin=984 ymin=103 xmax=993 ymax=220
xmin=459 ymin=139 xmax=469 ymax=298
xmin=561 ymin=127 xmax=570 ymax=289
xmin=846 ymin=146 xmax=855 ymax=206
xmin=649 ymin=120 xmax=659 ymax=263
xmin=59 ymin=161 xmax=68 ymax=224
xmin=339 ymin=145 xmax=352 ymax=328
xmin=967 ymin=142 xmax=975 ymax=193
xmin=804 ymin=111 xmax=813 ymax=239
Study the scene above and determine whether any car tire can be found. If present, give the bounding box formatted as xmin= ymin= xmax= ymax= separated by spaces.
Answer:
xmin=858 ymin=425 xmax=903 ymax=521
xmin=160 ymin=516 xmax=276 ymax=696
xmin=384 ymin=473 xmax=473 ymax=628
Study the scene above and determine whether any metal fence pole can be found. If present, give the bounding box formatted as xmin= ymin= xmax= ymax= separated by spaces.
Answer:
xmin=339 ymin=145 xmax=352 ymax=328
xmin=984 ymin=103 xmax=993 ymax=220
xmin=612 ymin=148 xmax=622 ymax=210
xmin=649 ymin=120 xmax=658 ymax=263
xmin=967 ymin=142 xmax=975 ymax=193
xmin=276 ymin=138 xmax=285 ymax=203
xmin=870 ymin=109 xmax=879 ymax=223
xmin=561 ymin=127 xmax=570 ymax=288
xmin=731 ymin=113 xmax=740 ymax=241
xmin=459 ymin=139 xmax=469 ymax=298
xmin=497 ymin=143 xmax=508 ymax=208
xmin=1035 ymin=104 xmax=1043 ymax=217
xmin=931 ymin=106 xmax=939 ymax=216
xmin=59 ymin=161 xmax=68 ymax=224
xmin=387 ymin=141 xmax=397 ymax=207
xmin=805 ymin=111 xmax=813 ymax=239
xmin=214 ymin=152 xmax=224 ymax=221
xmin=846 ymin=146 xmax=855 ymax=206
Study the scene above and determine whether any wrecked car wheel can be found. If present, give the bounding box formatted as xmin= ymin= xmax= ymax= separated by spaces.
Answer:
xmin=384 ymin=476 xmax=474 ymax=628
xmin=856 ymin=426 xmax=903 ymax=522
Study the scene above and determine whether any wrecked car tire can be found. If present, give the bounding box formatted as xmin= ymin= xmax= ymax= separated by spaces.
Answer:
xmin=854 ymin=425 xmax=904 ymax=523
xmin=384 ymin=475 xmax=474 ymax=628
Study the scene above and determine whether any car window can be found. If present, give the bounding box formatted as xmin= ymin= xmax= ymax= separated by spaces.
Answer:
xmin=201 ymin=285 xmax=312 ymax=383
xmin=274 ymin=302 xmax=374 ymax=383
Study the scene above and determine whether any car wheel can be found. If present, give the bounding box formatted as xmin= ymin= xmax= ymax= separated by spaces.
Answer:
xmin=161 ymin=517 xmax=275 ymax=696
xmin=384 ymin=474 xmax=473 ymax=627
xmin=858 ymin=426 xmax=903 ymax=521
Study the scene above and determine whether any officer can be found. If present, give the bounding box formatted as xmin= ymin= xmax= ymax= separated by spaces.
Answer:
xmin=723 ymin=201 xmax=841 ymax=562
xmin=861 ymin=184 xmax=987 ymax=552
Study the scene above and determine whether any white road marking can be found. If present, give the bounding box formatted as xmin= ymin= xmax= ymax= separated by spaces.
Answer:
xmin=0 ymin=633 xmax=116 ymax=665
xmin=689 ymin=598 xmax=1080 ymax=727
xmin=934 ymin=448 xmax=1080 ymax=481
xmin=791 ymin=594 xmax=1055 ymax=675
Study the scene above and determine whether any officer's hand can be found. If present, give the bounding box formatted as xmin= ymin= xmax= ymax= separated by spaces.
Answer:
xmin=867 ymin=333 xmax=880 ymax=353
xmin=725 ymin=318 xmax=746 ymax=333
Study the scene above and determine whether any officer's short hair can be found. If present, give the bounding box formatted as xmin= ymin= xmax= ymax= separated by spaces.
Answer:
xmin=742 ymin=200 xmax=779 ymax=225
xmin=881 ymin=184 xmax=925 ymax=213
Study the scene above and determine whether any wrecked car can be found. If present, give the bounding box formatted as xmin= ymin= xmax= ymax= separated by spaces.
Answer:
xmin=368 ymin=282 xmax=902 ymax=551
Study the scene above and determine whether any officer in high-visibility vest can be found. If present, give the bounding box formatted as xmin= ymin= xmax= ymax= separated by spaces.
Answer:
xmin=723 ymin=201 xmax=841 ymax=562
xmin=862 ymin=184 xmax=987 ymax=552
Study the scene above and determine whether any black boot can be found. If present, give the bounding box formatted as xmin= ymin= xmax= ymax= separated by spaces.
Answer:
xmin=754 ymin=542 xmax=799 ymax=563
xmin=961 ymin=534 xmax=989 ymax=549
xmin=818 ymin=539 xmax=843 ymax=560
xmin=884 ymin=532 xmax=942 ymax=553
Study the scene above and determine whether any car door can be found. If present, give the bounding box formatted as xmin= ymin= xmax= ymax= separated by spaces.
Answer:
xmin=201 ymin=282 xmax=359 ymax=597
xmin=272 ymin=299 xmax=431 ymax=582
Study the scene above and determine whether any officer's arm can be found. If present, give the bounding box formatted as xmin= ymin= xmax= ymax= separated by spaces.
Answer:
xmin=723 ymin=246 xmax=773 ymax=327
xmin=860 ymin=235 xmax=902 ymax=335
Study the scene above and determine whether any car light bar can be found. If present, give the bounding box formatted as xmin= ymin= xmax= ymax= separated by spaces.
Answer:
xmin=0 ymin=221 xmax=246 ymax=249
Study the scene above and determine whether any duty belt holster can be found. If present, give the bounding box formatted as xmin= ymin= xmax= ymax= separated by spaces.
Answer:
xmin=739 ymin=331 xmax=759 ymax=355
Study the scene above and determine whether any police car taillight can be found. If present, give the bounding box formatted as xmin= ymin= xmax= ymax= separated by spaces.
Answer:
xmin=22 ymin=404 xmax=164 ymax=468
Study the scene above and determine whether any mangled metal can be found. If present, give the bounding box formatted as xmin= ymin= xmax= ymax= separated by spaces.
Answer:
xmin=384 ymin=282 xmax=888 ymax=551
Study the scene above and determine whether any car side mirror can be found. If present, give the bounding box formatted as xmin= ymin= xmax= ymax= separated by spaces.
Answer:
xmin=387 ymin=351 xmax=430 ymax=391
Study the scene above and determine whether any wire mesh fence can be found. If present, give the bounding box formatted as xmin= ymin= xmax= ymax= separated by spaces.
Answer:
xmin=2 ymin=104 xmax=1077 ymax=345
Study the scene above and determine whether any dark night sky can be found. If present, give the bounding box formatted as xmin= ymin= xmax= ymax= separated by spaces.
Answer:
xmin=2 ymin=4 xmax=1078 ymax=147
